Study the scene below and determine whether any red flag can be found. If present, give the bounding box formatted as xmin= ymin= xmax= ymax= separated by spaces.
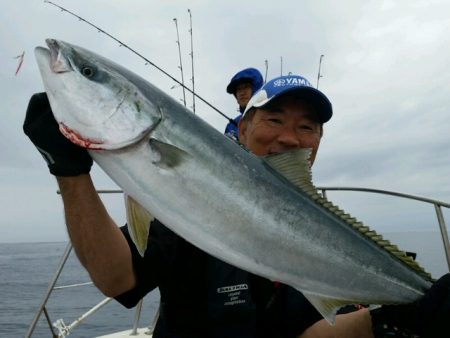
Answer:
xmin=14 ymin=51 xmax=25 ymax=76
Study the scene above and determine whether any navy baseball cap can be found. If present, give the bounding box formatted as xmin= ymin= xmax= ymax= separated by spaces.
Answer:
xmin=242 ymin=75 xmax=332 ymax=123
xmin=226 ymin=68 xmax=264 ymax=95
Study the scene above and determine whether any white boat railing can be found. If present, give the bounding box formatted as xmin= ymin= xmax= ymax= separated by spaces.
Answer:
xmin=25 ymin=188 xmax=154 ymax=338
xmin=318 ymin=186 xmax=450 ymax=271
xmin=24 ymin=238 xmax=151 ymax=338
xmin=25 ymin=187 xmax=450 ymax=337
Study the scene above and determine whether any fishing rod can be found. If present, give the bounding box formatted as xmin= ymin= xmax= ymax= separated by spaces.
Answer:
xmin=173 ymin=18 xmax=187 ymax=107
xmin=187 ymin=9 xmax=196 ymax=113
xmin=317 ymin=54 xmax=324 ymax=89
xmin=43 ymin=1 xmax=235 ymax=125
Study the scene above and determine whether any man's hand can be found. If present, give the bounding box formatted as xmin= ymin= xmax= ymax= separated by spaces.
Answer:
xmin=371 ymin=273 xmax=450 ymax=338
xmin=23 ymin=92 xmax=93 ymax=176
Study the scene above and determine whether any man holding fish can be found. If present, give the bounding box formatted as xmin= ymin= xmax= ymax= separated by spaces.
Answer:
xmin=24 ymin=39 xmax=450 ymax=338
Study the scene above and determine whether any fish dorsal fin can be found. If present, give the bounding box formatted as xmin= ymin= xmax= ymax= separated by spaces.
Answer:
xmin=124 ymin=194 xmax=154 ymax=257
xmin=264 ymin=149 xmax=433 ymax=281
xmin=264 ymin=148 xmax=314 ymax=191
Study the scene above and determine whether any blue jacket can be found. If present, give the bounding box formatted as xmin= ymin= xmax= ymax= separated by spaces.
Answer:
xmin=224 ymin=68 xmax=263 ymax=140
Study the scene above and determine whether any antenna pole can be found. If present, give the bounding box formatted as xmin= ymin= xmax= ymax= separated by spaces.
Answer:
xmin=173 ymin=18 xmax=187 ymax=106
xmin=187 ymin=9 xmax=196 ymax=113
xmin=264 ymin=59 xmax=268 ymax=83
xmin=317 ymin=54 xmax=324 ymax=89
xmin=280 ymin=56 xmax=283 ymax=76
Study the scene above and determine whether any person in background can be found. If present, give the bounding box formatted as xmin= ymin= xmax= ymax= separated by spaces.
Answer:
xmin=24 ymin=74 xmax=450 ymax=338
xmin=224 ymin=67 xmax=263 ymax=140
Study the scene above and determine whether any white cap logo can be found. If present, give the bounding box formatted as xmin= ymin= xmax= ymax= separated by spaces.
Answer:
xmin=274 ymin=79 xmax=286 ymax=87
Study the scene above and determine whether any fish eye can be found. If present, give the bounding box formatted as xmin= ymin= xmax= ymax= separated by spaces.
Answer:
xmin=81 ymin=66 xmax=95 ymax=78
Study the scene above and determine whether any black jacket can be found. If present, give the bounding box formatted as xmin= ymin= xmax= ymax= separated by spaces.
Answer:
xmin=115 ymin=220 xmax=321 ymax=338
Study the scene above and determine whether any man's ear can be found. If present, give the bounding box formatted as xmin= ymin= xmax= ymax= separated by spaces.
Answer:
xmin=238 ymin=118 xmax=248 ymax=145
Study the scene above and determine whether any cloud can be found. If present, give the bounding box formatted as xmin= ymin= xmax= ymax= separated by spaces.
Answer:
xmin=1 ymin=0 xmax=449 ymax=243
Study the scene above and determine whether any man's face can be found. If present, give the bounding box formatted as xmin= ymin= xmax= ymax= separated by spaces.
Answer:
xmin=238 ymin=96 xmax=322 ymax=165
xmin=235 ymin=82 xmax=253 ymax=109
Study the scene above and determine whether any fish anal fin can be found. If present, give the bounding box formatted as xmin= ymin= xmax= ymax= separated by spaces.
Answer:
xmin=125 ymin=194 xmax=154 ymax=257
xmin=302 ymin=292 xmax=351 ymax=325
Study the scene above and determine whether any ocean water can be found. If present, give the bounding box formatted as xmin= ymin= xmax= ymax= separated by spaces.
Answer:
xmin=1 ymin=233 xmax=449 ymax=338
xmin=0 ymin=242 xmax=160 ymax=338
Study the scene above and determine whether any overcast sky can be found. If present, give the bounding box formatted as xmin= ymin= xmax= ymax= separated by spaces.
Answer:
xmin=1 ymin=0 xmax=449 ymax=253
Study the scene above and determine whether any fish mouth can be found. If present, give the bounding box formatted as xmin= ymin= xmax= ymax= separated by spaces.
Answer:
xmin=35 ymin=39 xmax=73 ymax=75
xmin=46 ymin=39 xmax=73 ymax=73
xmin=59 ymin=123 xmax=105 ymax=150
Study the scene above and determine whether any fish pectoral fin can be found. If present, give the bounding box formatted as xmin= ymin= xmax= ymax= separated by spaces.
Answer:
xmin=124 ymin=194 xmax=154 ymax=257
xmin=148 ymin=138 xmax=189 ymax=169
xmin=302 ymin=292 xmax=351 ymax=325
xmin=263 ymin=149 xmax=315 ymax=192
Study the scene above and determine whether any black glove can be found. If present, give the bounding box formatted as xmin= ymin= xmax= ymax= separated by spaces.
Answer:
xmin=23 ymin=92 xmax=93 ymax=176
xmin=371 ymin=273 xmax=450 ymax=338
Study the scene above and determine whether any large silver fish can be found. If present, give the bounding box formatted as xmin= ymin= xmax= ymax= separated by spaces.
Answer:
xmin=34 ymin=39 xmax=432 ymax=323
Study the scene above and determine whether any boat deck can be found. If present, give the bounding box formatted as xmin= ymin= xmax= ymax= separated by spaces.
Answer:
xmin=96 ymin=328 xmax=153 ymax=337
